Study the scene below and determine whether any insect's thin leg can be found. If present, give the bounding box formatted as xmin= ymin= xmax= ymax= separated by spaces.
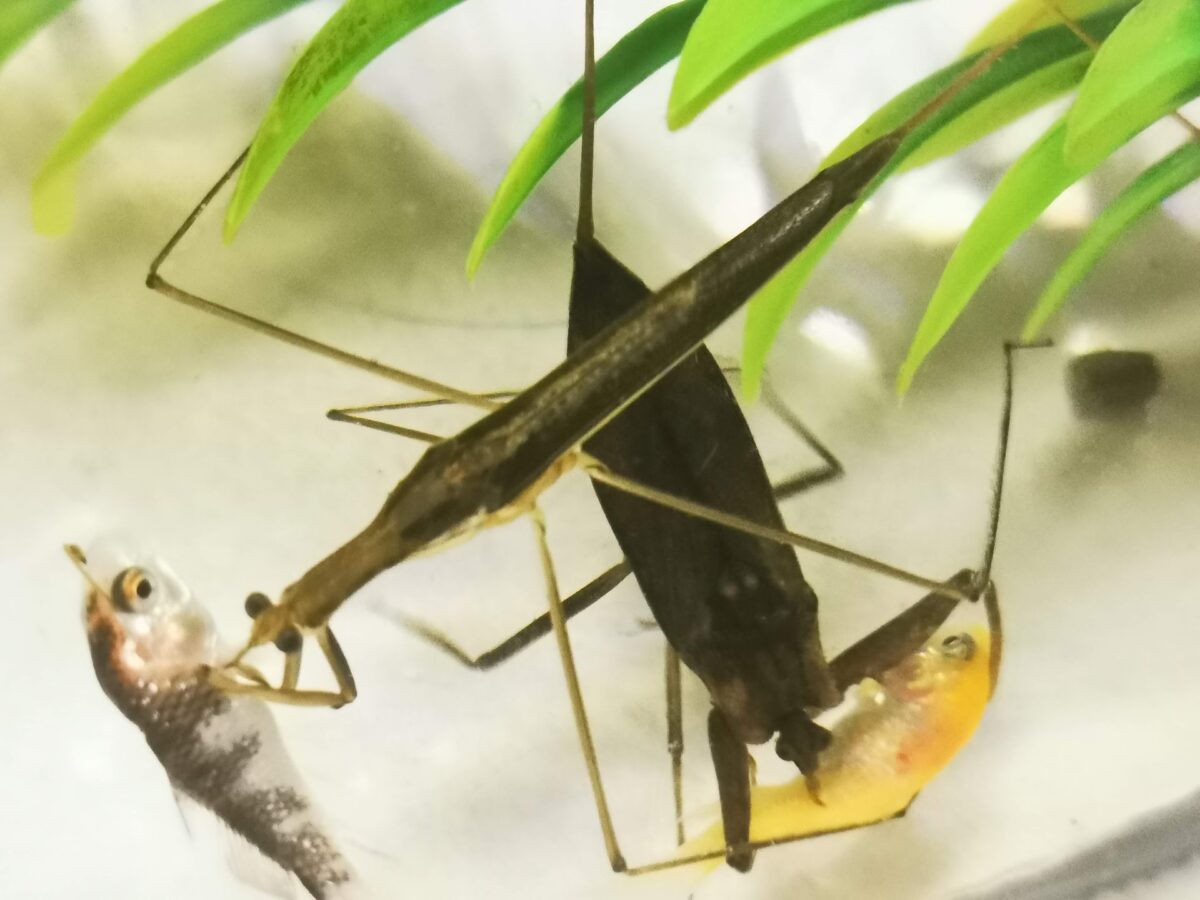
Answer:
xmin=325 ymin=389 xmax=524 ymax=444
xmin=389 ymin=560 xmax=631 ymax=670
xmin=317 ymin=627 xmax=358 ymax=705
xmin=332 ymin=391 xmax=522 ymax=416
xmin=708 ymin=708 xmax=755 ymax=872
xmin=977 ymin=340 xmax=1050 ymax=590
xmin=214 ymin=601 xmax=356 ymax=707
xmin=622 ymin=807 xmax=914 ymax=876
xmin=829 ymin=568 xmax=974 ymax=692
xmin=144 ymin=149 xmax=499 ymax=411
xmin=206 ymin=667 xmax=349 ymax=708
xmin=759 ymin=378 xmax=845 ymax=501
xmin=325 ymin=410 xmax=445 ymax=445
xmin=281 ymin=647 xmax=302 ymax=691
xmin=531 ymin=505 xmax=626 ymax=872
xmin=232 ymin=661 xmax=271 ymax=688
xmin=664 ymin=644 xmax=685 ymax=846
xmin=579 ymin=455 xmax=972 ymax=603
xmin=981 ymin=580 xmax=1002 ymax=697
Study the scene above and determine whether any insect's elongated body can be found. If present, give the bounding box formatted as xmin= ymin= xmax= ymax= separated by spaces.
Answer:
xmin=71 ymin=547 xmax=356 ymax=900
xmin=255 ymin=134 xmax=901 ymax=641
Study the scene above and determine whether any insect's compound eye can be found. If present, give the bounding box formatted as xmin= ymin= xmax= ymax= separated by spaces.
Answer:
xmin=110 ymin=567 xmax=153 ymax=612
xmin=274 ymin=627 xmax=302 ymax=655
xmin=244 ymin=592 xmax=272 ymax=619
xmin=940 ymin=633 xmax=976 ymax=661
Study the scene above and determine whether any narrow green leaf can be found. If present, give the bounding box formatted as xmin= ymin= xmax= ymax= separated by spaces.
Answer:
xmin=1065 ymin=0 xmax=1200 ymax=168
xmin=667 ymin=0 xmax=916 ymax=130
xmin=468 ymin=0 xmax=704 ymax=278
xmin=963 ymin=0 xmax=1121 ymax=55
xmin=0 ymin=0 xmax=75 ymax=66
xmin=1023 ymin=141 xmax=1200 ymax=339
xmin=741 ymin=6 xmax=1134 ymax=398
xmin=897 ymin=120 xmax=1096 ymax=392
xmin=905 ymin=54 xmax=1087 ymax=169
xmin=225 ymin=0 xmax=470 ymax=241
xmin=32 ymin=0 xmax=313 ymax=236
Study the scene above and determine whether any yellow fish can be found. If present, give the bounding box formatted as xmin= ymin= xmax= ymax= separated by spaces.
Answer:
xmin=681 ymin=625 xmax=993 ymax=860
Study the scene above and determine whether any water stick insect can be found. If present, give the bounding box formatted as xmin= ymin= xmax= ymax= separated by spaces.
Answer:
xmin=316 ymin=10 xmax=1031 ymax=875
xmin=128 ymin=20 xmax=1023 ymax=872
xmin=143 ymin=29 xmax=1020 ymax=703
xmin=373 ymin=1 xmax=999 ymax=875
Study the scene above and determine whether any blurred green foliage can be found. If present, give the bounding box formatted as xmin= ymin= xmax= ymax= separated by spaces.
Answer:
xmin=13 ymin=0 xmax=1200 ymax=390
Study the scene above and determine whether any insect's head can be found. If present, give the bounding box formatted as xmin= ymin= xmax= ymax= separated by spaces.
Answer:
xmin=242 ymin=591 xmax=304 ymax=656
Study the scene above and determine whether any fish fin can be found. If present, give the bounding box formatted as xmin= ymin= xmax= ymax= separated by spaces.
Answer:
xmin=221 ymin=824 xmax=298 ymax=900
xmin=171 ymin=788 xmax=297 ymax=898
xmin=169 ymin=785 xmax=193 ymax=838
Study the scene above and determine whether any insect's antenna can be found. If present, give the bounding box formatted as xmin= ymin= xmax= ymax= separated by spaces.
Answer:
xmin=576 ymin=0 xmax=597 ymax=242
xmin=144 ymin=152 xmax=498 ymax=411
xmin=977 ymin=340 xmax=1052 ymax=591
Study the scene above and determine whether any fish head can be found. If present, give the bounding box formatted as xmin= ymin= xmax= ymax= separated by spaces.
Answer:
xmin=66 ymin=542 xmax=217 ymax=679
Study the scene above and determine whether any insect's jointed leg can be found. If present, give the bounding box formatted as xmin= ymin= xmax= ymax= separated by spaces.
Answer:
xmin=326 ymin=390 xmax=525 ymax=444
xmin=760 ymin=379 xmax=845 ymax=502
xmin=211 ymin=595 xmax=357 ymax=708
xmin=389 ymin=561 xmax=632 ymax=671
xmin=707 ymin=708 xmax=755 ymax=872
xmin=664 ymin=644 xmax=685 ymax=847
xmin=531 ymin=506 xmax=626 ymax=872
xmin=829 ymin=569 xmax=975 ymax=692
xmin=580 ymin=454 xmax=971 ymax=602
xmin=145 ymin=149 xmax=497 ymax=412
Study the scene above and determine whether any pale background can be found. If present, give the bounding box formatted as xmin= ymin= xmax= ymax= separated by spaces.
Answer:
xmin=2 ymin=1 xmax=1199 ymax=898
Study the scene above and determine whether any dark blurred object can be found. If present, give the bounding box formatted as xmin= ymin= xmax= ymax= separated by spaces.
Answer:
xmin=1067 ymin=350 xmax=1162 ymax=421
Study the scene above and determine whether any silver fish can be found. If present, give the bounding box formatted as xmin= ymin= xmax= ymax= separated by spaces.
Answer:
xmin=67 ymin=544 xmax=357 ymax=900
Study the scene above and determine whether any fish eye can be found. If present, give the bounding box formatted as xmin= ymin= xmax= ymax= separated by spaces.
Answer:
xmin=940 ymin=633 xmax=976 ymax=661
xmin=111 ymin=567 xmax=153 ymax=612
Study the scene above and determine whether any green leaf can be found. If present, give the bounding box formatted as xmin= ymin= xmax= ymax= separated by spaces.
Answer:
xmin=225 ymin=0 xmax=470 ymax=241
xmin=904 ymin=54 xmax=1088 ymax=169
xmin=467 ymin=0 xmax=704 ymax=278
xmin=897 ymin=119 xmax=1096 ymax=392
xmin=32 ymin=0 xmax=313 ymax=236
xmin=1065 ymin=0 xmax=1200 ymax=168
xmin=1023 ymin=141 xmax=1200 ymax=339
xmin=741 ymin=5 xmax=1135 ymax=398
xmin=0 ymin=0 xmax=75 ymax=66
xmin=963 ymin=0 xmax=1122 ymax=55
xmin=667 ymin=0 xmax=917 ymax=130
